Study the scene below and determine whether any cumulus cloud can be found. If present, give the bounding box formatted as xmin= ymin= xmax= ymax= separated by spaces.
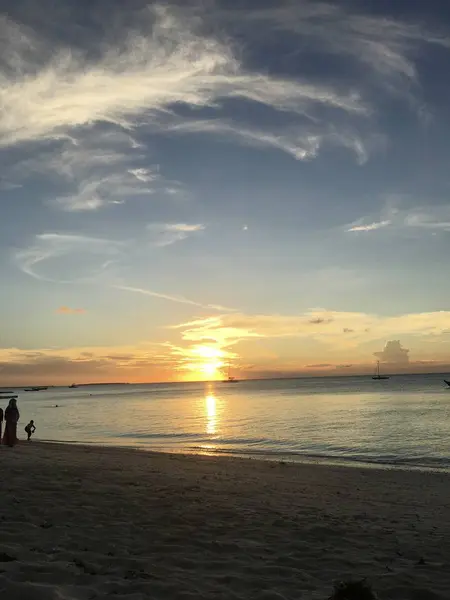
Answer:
xmin=374 ymin=340 xmax=410 ymax=364
xmin=56 ymin=306 xmax=86 ymax=315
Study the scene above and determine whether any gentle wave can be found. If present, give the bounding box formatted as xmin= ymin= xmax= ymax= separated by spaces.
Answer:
xmin=186 ymin=446 xmax=450 ymax=472
xmin=41 ymin=437 xmax=450 ymax=473
xmin=117 ymin=432 xmax=207 ymax=440
xmin=117 ymin=432 xmax=277 ymax=445
xmin=115 ymin=431 xmax=450 ymax=471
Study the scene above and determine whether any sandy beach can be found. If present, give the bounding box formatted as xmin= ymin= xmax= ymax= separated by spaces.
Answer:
xmin=1 ymin=444 xmax=450 ymax=599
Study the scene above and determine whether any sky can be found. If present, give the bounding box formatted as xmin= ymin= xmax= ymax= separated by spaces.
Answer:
xmin=2 ymin=0 xmax=450 ymax=385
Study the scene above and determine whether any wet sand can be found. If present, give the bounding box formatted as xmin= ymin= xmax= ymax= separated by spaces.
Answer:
xmin=1 ymin=442 xmax=450 ymax=599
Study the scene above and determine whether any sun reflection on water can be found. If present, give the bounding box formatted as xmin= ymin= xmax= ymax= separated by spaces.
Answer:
xmin=205 ymin=394 xmax=217 ymax=435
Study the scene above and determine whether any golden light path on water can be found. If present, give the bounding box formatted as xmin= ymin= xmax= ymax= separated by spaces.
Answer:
xmin=200 ymin=384 xmax=223 ymax=453
xmin=205 ymin=394 xmax=217 ymax=435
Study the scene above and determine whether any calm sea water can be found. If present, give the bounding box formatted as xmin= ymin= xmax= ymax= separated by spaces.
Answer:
xmin=4 ymin=374 xmax=450 ymax=470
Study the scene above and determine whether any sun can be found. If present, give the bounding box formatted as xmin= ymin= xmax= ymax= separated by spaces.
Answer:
xmin=184 ymin=344 xmax=226 ymax=381
xmin=200 ymin=361 xmax=222 ymax=378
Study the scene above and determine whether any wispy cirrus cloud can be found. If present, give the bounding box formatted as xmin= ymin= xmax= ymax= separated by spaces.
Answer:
xmin=1 ymin=1 xmax=445 ymax=219
xmin=0 ymin=1 xmax=386 ymax=225
xmin=14 ymin=233 xmax=125 ymax=282
xmin=404 ymin=208 xmax=450 ymax=232
xmin=146 ymin=222 xmax=205 ymax=247
xmin=346 ymin=203 xmax=450 ymax=235
xmin=5 ymin=129 xmax=164 ymax=211
xmin=114 ymin=284 xmax=234 ymax=312
xmin=220 ymin=1 xmax=450 ymax=95
xmin=0 ymin=5 xmax=367 ymax=149
xmin=14 ymin=231 xmax=231 ymax=312
xmin=347 ymin=220 xmax=392 ymax=232
xmin=14 ymin=222 xmax=207 ymax=283
xmin=52 ymin=170 xmax=158 ymax=212
xmin=162 ymin=118 xmax=378 ymax=164
xmin=11 ymin=130 xmax=141 ymax=181
xmin=173 ymin=309 xmax=450 ymax=348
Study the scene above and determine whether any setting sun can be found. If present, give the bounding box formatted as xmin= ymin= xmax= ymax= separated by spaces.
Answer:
xmin=182 ymin=344 xmax=226 ymax=381
xmin=200 ymin=361 xmax=223 ymax=378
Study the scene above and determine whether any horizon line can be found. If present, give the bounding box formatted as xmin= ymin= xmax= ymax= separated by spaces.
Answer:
xmin=3 ymin=370 xmax=450 ymax=389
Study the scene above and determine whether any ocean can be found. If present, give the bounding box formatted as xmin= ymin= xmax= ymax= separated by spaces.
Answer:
xmin=4 ymin=373 xmax=450 ymax=470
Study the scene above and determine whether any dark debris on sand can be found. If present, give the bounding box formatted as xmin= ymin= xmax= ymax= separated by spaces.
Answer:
xmin=329 ymin=579 xmax=378 ymax=600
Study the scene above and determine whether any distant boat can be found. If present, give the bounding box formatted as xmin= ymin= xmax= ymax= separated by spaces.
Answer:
xmin=221 ymin=365 xmax=239 ymax=383
xmin=372 ymin=361 xmax=389 ymax=380
xmin=68 ymin=384 xmax=79 ymax=388
xmin=444 ymin=380 xmax=450 ymax=387
xmin=24 ymin=386 xmax=47 ymax=392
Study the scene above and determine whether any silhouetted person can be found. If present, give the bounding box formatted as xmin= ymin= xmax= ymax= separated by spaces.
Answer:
xmin=3 ymin=398 xmax=19 ymax=447
xmin=24 ymin=420 xmax=36 ymax=441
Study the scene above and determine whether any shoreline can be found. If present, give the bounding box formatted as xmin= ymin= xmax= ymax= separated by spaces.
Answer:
xmin=36 ymin=438 xmax=450 ymax=475
xmin=1 ymin=442 xmax=450 ymax=598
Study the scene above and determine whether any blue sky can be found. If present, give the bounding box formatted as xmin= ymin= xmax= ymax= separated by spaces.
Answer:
xmin=1 ymin=0 xmax=450 ymax=384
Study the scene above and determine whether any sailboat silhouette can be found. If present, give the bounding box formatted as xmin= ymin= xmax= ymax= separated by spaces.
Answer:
xmin=372 ymin=360 xmax=389 ymax=380
xmin=221 ymin=364 xmax=238 ymax=383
